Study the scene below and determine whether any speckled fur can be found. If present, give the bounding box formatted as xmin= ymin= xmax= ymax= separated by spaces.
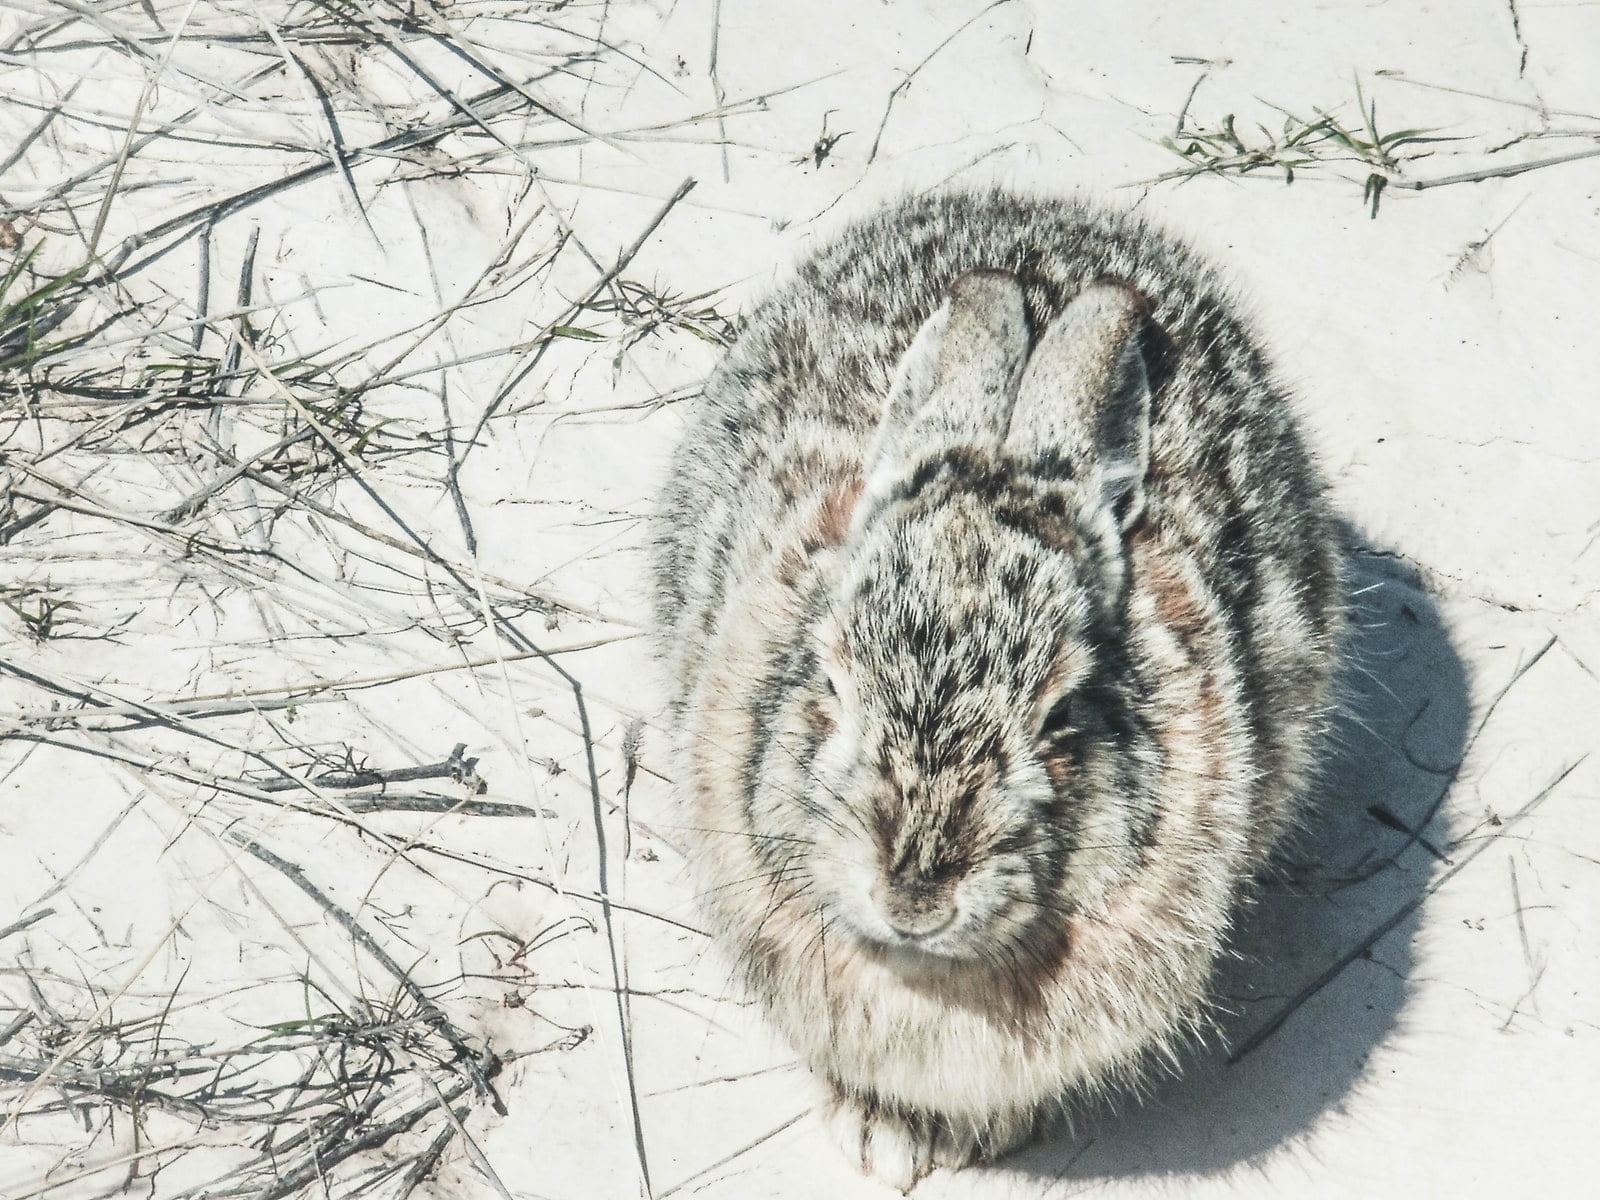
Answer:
xmin=651 ymin=189 xmax=1342 ymax=1190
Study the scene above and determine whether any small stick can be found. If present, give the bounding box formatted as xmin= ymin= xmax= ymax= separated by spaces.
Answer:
xmin=127 ymin=632 xmax=639 ymax=704
xmin=0 ymin=909 xmax=54 ymax=943
xmin=0 ymin=74 xmax=85 ymax=178
xmin=709 ymin=0 xmax=730 ymax=183
xmin=413 ymin=1069 xmax=515 ymax=1200
xmin=248 ymin=743 xmax=483 ymax=793
xmin=658 ymin=1110 xmax=808 ymax=1197
xmin=322 ymin=794 xmax=553 ymax=818
xmin=395 ymin=1121 xmax=459 ymax=1200
xmin=439 ymin=378 xmax=477 ymax=555
xmin=0 ymin=1011 xmax=36 ymax=1046
xmin=1389 ymin=143 xmax=1600 ymax=190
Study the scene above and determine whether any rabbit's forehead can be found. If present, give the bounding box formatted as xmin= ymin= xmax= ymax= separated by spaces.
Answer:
xmin=843 ymin=503 xmax=1095 ymax=615
xmin=835 ymin=508 xmax=1096 ymax=697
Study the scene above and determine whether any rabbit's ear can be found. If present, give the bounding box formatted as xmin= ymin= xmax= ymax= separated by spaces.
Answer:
xmin=858 ymin=269 xmax=1029 ymax=521
xmin=1007 ymin=281 xmax=1150 ymax=532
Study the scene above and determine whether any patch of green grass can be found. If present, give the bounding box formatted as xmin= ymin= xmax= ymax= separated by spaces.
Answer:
xmin=1159 ymin=79 xmax=1463 ymax=217
xmin=0 ymin=240 xmax=91 ymax=374
xmin=0 ymin=584 xmax=81 ymax=641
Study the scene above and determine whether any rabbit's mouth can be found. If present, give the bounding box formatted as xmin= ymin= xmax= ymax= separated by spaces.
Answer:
xmin=818 ymin=894 xmax=978 ymax=971
xmin=831 ymin=889 xmax=1053 ymax=977
xmin=850 ymin=921 xmax=1073 ymax=994
xmin=861 ymin=934 xmax=981 ymax=979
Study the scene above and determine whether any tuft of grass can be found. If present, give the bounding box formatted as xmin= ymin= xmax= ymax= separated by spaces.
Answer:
xmin=1159 ymin=77 xmax=1463 ymax=216
xmin=0 ymin=584 xmax=83 ymax=642
xmin=585 ymin=278 xmax=741 ymax=378
xmin=1159 ymin=75 xmax=1600 ymax=217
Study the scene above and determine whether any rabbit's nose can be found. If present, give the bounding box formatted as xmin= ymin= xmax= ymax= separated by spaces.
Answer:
xmin=878 ymin=881 xmax=958 ymax=938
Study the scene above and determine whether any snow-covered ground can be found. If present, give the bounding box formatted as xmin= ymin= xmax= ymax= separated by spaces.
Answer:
xmin=1 ymin=1 xmax=1596 ymax=1197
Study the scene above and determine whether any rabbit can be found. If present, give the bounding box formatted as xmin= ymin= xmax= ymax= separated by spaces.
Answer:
xmin=651 ymin=187 xmax=1342 ymax=1191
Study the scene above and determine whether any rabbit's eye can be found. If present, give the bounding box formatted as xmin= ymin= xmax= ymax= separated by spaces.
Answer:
xmin=1037 ymin=693 xmax=1077 ymax=740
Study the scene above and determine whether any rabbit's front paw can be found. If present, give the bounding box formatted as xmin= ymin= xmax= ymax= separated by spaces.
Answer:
xmin=823 ymin=1091 xmax=981 ymax=1192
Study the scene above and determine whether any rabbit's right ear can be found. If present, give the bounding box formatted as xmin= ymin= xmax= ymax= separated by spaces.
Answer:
xmin=855 ymin=269 xmax=1029 ymax=529
xmin=1006 ymin=281 xmax=1150 ymax=532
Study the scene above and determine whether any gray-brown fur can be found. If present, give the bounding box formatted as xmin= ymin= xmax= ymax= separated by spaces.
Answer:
xmin=651 ymin=188 xmax=1342 ymax=1190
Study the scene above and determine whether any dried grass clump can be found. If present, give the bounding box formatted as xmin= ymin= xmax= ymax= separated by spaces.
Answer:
xmin=0 ymin=2 xmax=738 ymax=1194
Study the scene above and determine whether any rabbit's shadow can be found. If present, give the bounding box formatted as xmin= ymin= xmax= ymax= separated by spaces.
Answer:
xmin=1007 ymin=532 xmax=1471 ymax=1182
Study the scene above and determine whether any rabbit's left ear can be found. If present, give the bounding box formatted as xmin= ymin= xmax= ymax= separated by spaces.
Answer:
xmin=1006 ymin=281 xmax=1151 ymax=532
xmin=856 ymin=269 xmax=1029 ymax=528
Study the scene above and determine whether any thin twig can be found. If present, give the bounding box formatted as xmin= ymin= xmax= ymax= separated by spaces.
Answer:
xmin=867 ymin=0 xmax=1013 ymax=163
xmin=1391 ymin=143 xmax=1600 ymax=189
xmin=463 ymin=176 xmax=698 ymax=463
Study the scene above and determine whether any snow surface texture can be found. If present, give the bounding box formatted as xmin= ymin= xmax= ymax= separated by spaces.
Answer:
xmin=1 ymin=1 xmax=1596 ymax=1198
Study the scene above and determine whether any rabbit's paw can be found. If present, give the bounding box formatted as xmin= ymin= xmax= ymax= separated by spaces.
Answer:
xmin=823 ymin=1092 xmax=927 ymax=1192
xmin=823 ymin=1092 xmax=982 ymax=1193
